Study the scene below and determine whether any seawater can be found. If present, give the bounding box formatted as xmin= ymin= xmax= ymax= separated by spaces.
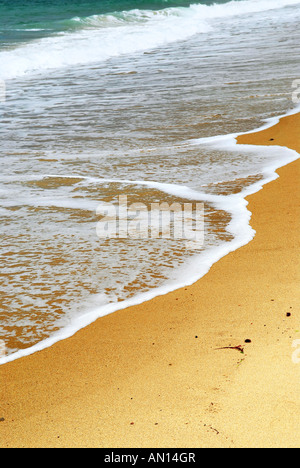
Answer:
xmin=0 ymin=0 xmax=300 ymax=362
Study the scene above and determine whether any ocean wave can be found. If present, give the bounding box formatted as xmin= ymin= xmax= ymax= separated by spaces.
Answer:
xmin=1 ymin=106 xmax=299 ymax=365
xmin=1 ymin=0 xmax=299 ymax=80
xmin=71 ymin=0 xmax=300 ymax=27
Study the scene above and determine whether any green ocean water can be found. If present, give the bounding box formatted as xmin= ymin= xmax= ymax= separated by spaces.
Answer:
xmin=0 ymin=0 xmax=229 ymax=43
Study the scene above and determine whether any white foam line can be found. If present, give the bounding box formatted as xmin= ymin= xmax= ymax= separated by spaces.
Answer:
xmin=1 ymin=107 xmax=299 ymax=366
xmin=189 ymin=103 xmax=300 ymax=147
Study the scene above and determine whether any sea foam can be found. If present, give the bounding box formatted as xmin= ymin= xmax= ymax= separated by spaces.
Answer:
xmin=1 ymin=105 xmax=299 ymax=365
xmin=1 ymin=0 xmax=299 ymax=80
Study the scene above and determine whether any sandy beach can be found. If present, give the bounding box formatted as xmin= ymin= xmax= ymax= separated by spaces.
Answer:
xmin=0 ymin=112 xmax=299 ymax=448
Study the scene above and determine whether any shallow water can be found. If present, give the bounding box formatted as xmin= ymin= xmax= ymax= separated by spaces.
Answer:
xmin=0 ymin=0 xmax=300 ymax=359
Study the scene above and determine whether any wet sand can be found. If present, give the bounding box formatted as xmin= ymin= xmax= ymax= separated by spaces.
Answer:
xmin=1 ymin=113 xmax=299 ymax=448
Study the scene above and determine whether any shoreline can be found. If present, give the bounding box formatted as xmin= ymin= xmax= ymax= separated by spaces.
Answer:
xmin=1 ymin=108 xmax=299 ymax=367
xmin=1 ymin=112 xmax=299 ymax=448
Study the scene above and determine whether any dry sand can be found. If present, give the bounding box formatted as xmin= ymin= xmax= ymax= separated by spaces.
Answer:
xmin=0 ymin=113 xmax=299 ymax=448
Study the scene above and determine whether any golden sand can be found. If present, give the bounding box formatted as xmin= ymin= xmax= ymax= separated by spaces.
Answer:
xmin=1 ymin=113 xmax=299 ymax=448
